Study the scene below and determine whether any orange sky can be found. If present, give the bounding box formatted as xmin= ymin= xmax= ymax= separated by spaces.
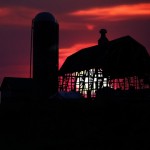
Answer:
xmin=0 ymin=1 xmax=150 ymax=84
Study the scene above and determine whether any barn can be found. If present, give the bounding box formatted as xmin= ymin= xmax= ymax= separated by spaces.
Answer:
xmin=58 ymin=29 xmax=150 ymax=98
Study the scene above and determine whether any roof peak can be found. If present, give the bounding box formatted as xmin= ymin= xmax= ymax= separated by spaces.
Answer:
xmin=98 ymin=28 xmax=109 ymax=45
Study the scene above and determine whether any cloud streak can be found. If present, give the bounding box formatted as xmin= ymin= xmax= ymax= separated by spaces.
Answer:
xmin=0 ymin=6 xmax=41 ymax=26
xmin=70 ymin=3 xmax=150 ymax=21
xmin=0 ymin=6 xmax=87 ymax=30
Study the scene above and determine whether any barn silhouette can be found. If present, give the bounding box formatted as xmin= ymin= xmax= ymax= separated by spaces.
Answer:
xmin=58 ymin=29 xmax=150 ymax=98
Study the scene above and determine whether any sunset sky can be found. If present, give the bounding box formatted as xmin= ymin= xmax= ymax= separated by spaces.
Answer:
xmin=0 ymin=0 xmax=150 ymax=84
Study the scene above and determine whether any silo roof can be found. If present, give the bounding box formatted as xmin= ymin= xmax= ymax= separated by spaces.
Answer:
xmin=34 ymin=12 xmax=57 ymax=23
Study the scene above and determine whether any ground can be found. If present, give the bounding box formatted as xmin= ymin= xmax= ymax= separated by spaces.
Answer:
xmin=0 ymin=98 xmax=150 ymax=149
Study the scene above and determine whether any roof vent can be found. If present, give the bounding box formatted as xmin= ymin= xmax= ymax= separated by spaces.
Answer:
xmin=98 ymin=29 xmax=109 ymax=46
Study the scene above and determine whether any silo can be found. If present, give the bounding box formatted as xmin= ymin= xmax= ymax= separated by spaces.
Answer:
xmin=32 ymin=12 xmax=59 ymax=98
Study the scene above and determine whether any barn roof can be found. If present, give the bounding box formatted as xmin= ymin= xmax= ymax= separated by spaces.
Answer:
xmin=1 ymin=77 xmax=34 ymax=91
xmin=59 ymin=35 xmax=150 ymax=78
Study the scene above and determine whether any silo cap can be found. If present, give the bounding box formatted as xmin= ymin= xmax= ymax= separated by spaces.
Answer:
xmin=34 ymin=12 xmax=57 ymax=23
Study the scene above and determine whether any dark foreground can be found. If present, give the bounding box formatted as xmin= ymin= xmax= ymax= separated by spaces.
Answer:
xmin=0 ymin=97 xmax=150 ymax=150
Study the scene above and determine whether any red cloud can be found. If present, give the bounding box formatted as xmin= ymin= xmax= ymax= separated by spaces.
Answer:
xmin=0 ymin=6 xmax=88 ymax=30
xmin=70 ymin=3 xmax=150 ymax=21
